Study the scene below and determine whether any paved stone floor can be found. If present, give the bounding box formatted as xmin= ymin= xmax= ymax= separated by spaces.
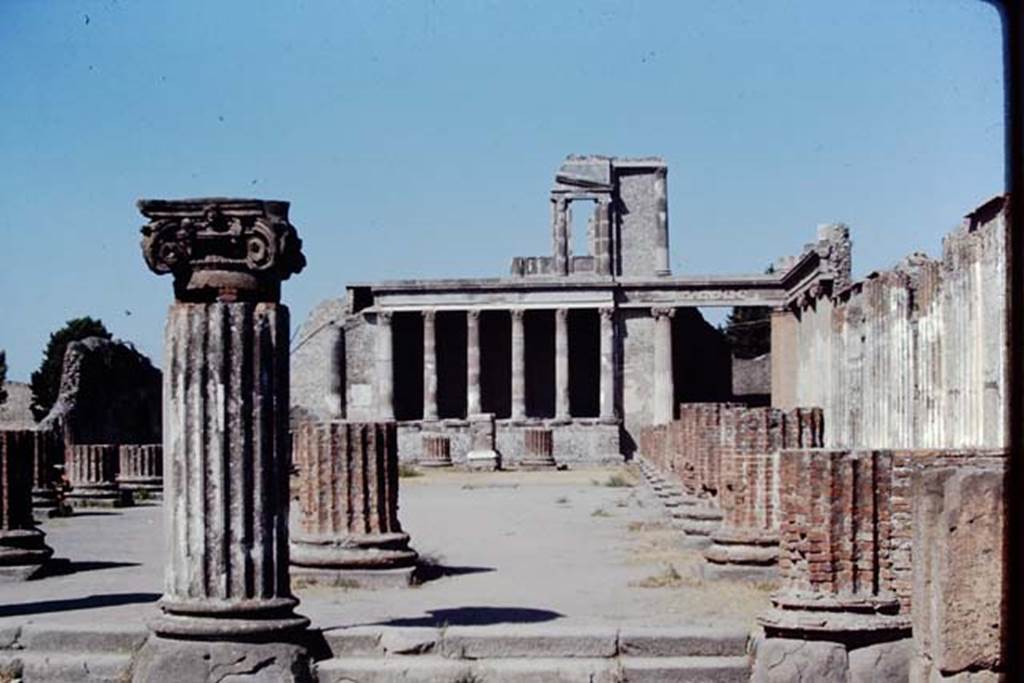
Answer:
xmin=0 ymin=467 xmax=772 ymax=634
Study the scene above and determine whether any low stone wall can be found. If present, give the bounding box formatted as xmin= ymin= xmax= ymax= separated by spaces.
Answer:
xmin=396 ymin=419 xmax=620 ymax=466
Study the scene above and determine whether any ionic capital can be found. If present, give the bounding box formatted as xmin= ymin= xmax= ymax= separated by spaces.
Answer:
xmin=651 ymin=306 xmax=676 ymax=320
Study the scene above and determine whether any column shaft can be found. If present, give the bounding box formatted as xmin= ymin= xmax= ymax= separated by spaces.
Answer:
xmin=653 ymin=307 xmax=675 ymax=424
xmin=511 ymin=310 xmax=526 ymax=420
xmin=599 ymin=307 xmax=615 ymax=420
xmin=553 ymin=198 xmax=569 ymax=276
xmin=376 ymin=311 xmax=394 ymax=420
xmin=654 ymin=168 xmax=670 ymax=276
xmin=555 ymin=308 xmax=570 ymax=420
xmin=467 ymin=310 xmax=482 ymax=416
xmin=159 ymin=302 xmax=305 ymax=637
xmin=595 ymin=198 xmax=612 ymax=276
xmin=422 ymin=310 xmax=438 ymax=421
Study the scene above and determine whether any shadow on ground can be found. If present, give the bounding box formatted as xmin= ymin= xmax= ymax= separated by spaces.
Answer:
xmin=377 ymin=606 xmax=564 ymax=627
xmin=0 ymin=592 xmax=160 ymax=618
xmin=414 ymin=561 xmax=495 ymax=584
xmin=39 ymin=560 xmax=141 ymax=578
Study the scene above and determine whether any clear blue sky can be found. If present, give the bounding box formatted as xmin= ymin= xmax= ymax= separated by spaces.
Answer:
xmin=0 ymin=1 xmax=1005 ymax=381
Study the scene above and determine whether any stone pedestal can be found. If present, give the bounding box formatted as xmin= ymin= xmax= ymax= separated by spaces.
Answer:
xmin=66 ymin=444 xmax=133 ymax=508
xmin=29 ymin=429 xmax=65 ymax=515
xmin=519 ymin=428 xmax=556 ymax=469
xmin=703 ymin=407 xmax=823 ymax=581
xmin=0 ymin=431 xmax=55 ymax=581
xmin=291 ymin=421 xmax=417 ymax=588
xmin=419 ymin=434 xmax=453 ymax=468
xmin=754 ymin=449 xmax=911 ymax=682
xmin=117 ymin=444 xmax=163 ymax=498
xmin=134 ymin=197 xmax=311 ymax=682
xmin=466 ymin=413 xmax=500 ymax=470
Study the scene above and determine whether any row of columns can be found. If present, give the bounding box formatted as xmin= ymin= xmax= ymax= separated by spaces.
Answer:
xmin=379 ymin=307 xmax=619 ymax=422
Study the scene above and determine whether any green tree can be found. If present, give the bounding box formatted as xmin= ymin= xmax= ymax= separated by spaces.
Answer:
xmin=0 ymin=350 xmax=8 ymax=407
xmin=721 ymin=306 xmax=771 ymax=360
xmin=30 ymin=317 xmax=112 ymax=420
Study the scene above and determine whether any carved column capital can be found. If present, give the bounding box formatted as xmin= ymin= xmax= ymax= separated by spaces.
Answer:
xmin=139 ymin=198 xmax=305 ymax=303
xmin=467 ymin=309 xmax=481 ymax=322
xmin=555 ymin=307 xmax=569 ymax=323
xmin=422 ymin=309 xmax=436 ymax=324
xmin=651 ymin=306 xmax=676 ymax=320
xmin=511 ymin=309 xmax=526 ymax=323
xmin=377 ymin=310 xmax=393 ymax=324
xmin=599 ymin=307 xmax=615 ymax=322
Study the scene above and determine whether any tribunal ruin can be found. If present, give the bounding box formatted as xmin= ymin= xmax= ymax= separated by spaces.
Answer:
xmin=292 ymin=155 xmax=852 ymax=464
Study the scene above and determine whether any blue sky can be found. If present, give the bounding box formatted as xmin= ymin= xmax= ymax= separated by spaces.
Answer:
xmin=0 ymin=1 xmax=1005 ymax=381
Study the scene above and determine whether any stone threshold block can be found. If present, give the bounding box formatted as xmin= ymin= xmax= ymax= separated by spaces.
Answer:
xmin=0 ymin=431 xmax=57 ymax=582
xmin=291 ymin=420 xmax=418 ymax=589
xmin=66 ymin=444 xmax=134 ymax=509
xmin=117 ymin=444 xmax=163 ymax=499
xmin=419 ymin=434 xmax=453 ymax=468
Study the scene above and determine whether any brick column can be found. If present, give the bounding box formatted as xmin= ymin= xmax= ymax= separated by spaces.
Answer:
xmin=420 ymin=434 xmax=452 ymax=468
xmin=422 ymin=309 xmax=438 ymax=421
xmin=67 ymin=444 xmax=131 ymax=508
xmin=703 ymin=407 xmax=823 ymax=581
xmin=520 ymin=428 xmax=555 ymax=469
xmin=555 ymin=308 xmax=570 ymax=421
xmin=510 ymin=309 xmax=526 ymax=421
xmin=467 ymin=309 xmax=482 ymax=416
xmin=117 ymin=444 xmax=163 ymax=496
xmin=135 ymin=197 xmax=310 ymax=679
xmin=754 ymin=449 xmax=911 ymax=682
xmin=599 ymin=307 xmax=615 ymax=421
xmin=0 ymin=430 xmax=55 ymax=580
xmin=376 ymin=310 xmax=395 ymax=420
xmin=652 ymin=307 xmax=675 ymax=424
xmin=291 ymin=421 xmax=417 ymax=587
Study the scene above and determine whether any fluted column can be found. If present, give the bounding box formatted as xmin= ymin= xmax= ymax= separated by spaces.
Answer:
xmin=654 ymin=167 xmax=670 ymax=276
xmin=30 ymin=429 xmax=62 ymax=511
xmin=67 ymin=444 xmax=130 ymax=508
xmin=291 ymin=421 xmax=417 ymax=587
xmin=422 ymin=310 xmax=438 ymax=421
xmin=511 ymin=309 xmax=526 ymax=421
xmin=376 ymin=310 xmax=395 ymax=420
xmin=652 ymin=307 xmax=675 ymax=424
xmin=552 ymin=197 xmax=569 ymax=276
xmin=117 ymin=444 xmax=163 ymax=495
xmin=137 ymin=197 xmax=308 ymax=665
xmin=466 ymin=309 xmax=482 ymax=416
xmin=599 ymin=307 xmax=615 ymax=421
xmin=0 ymin=430 xmax=55 ymax=580
xmin=555 ymin=308 xmax=570 ymax=421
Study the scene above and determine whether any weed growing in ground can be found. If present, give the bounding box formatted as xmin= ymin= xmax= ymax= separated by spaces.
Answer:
xmin=631 ymin=563 xmax=696 ymax=589
xmin=591 ymin=508 xmax=612 ymax=517
xmin=555 ymin=496 xmax=570 ymax=505
xmin=597 ymin=473 xmax=635 ymax=488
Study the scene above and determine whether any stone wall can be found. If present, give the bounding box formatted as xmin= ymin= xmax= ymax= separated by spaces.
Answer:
xmin=788 ymin=196 xmax=1008 ymax=450
xmin=290 ymin=296 xmax=347 ymax=423
xmin=732 ymin=353 xmax=770 ymax=403
xmin=0 ymin=382 xmax=35 ymax=430
xmin=39 ymin=337 xmax=161 ymax=446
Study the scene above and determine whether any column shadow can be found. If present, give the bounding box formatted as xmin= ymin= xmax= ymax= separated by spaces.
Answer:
xmin=0 ymin=592 xmax=160 ymax=618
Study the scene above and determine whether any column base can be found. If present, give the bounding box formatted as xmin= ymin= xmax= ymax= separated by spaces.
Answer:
xmin=702 ymin=528 xmax=779 ymax=582
xmin=759 ymin=592 xmax=911 ymax=640
xmin=133 ymin=633 xmax=314 ymax=683
xmin=290 ymin=532 xmax=418 ymax=574
xmin=465 ymin=449 xmax=501 ymax=471
xmin=291 ymin=565 xmax=417 ymax=589
xmin=151 ymin=596 xmax=310 ymax=640
xmin=672 ymin=503 xmax=722 ymax=544
xmin=418 ymin=457 xmax=453 ymax=468
xmin=0 ymin=529 xmax=54 ymax=582
xmin=67 ymin=488 xmax=134 ymax=509
xmin=118 ymin=477 xmax=163 ymax=497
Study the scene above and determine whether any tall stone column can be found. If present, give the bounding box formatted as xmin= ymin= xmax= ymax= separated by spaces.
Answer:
xmin=135 ymin=198 xmax=310 ymax=681
xmin=422 ymin=309 xmax=438 ymax=421
xmin=554 ymin=308 xmax=570 ymax=422
xmin=599 ymin=307 xmax=615 ymax=421
xmin=291 ymin=421 xmax=417 ymax=587
xmin=594 ymin=197 xmax=612 ymax=276
xmin=510 ymin=309 xmax=526 ymax=421
xmin=770 ymin=307 xmax=798 ymax=409
xmin=552 ymin=197 xmax=569 ymax=276
xmin=652 ymin=307 xmax=675 ymax=424
xmin=0 ymin=430 xmax=55 ymax=581
xmin=653 ymin=167 xmax=670 ymax=276
xmin=376 ymin=310 xmax=395 ymax=420
xmin=466 ymin=309 xmax=482 ymax=416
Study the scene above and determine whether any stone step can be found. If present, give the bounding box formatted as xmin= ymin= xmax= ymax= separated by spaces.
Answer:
xmin=16 ymin=623 xmax=148 ymax=654
xmin=315 ymin=655 xmax=750 ymax=682
xmin=322 ymin=624 xmax=749 ymax=659
xmin=0 ymin=652 xmax=133 ymax=682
